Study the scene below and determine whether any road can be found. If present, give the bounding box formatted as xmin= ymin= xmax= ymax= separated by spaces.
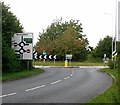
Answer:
xmin=2 ymin=67 xmax=113 ymax=103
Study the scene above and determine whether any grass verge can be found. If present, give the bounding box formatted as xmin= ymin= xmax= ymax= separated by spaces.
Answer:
xmin=1 ymin=68 xmax=44 ymax=82
xmin=87 ymin=68 xmax=120 ymax=104
xmin=33 ymin=61 xmax=107 ymax=66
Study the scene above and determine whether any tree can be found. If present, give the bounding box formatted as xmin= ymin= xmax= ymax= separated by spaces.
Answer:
xmin=35 ymin=18 xmax=88 ymax=61
xmin=117 ymin=42 xmax=120 ymax=70
xmin=0 ymin=2 xmax=2 ymax=71
xmin=2 ymin=2 xmax=23 ymax=47
xmin=92 ymin=36 xmax=112 ymax=59
xmin=2 ymin=2 xmax=23 ymax=72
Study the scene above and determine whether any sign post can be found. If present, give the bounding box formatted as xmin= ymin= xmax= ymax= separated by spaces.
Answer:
xmin=53 ymin=55 xmax=57 ymax=64
xmin=12 ymin=33 xmax=33 ymax=60
xmin=43 ymin=51 xmax=46 ymax=64
xmin=12 ymin=33 xmax=33 ymax=70
xmin=65 ymin=54 xmax=72 ymax=66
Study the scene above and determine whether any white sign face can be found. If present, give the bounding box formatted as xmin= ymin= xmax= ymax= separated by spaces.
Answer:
xmin=12 ymin=33 xmax=33 ymax=60
xmin=49 ymin=55 xmax=52 ymax=59
xmin=66 ymin=54 xmax=72 ymax=60
xmin=54 ymin=55 xmax=57 ymax=59
xmin=118 ymin=1 xmax=120 ymax=41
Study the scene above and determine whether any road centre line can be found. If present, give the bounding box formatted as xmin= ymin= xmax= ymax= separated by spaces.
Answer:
xmin=0 ymin=92 xmax=17 ymax=98
xmin=64 ymin=76 xmax=70 ymax=79
xmin=25 ymin=85 xmax=45 ymax=92
xmin=51 ymin=80 xmax=62 ymax=85
xmin=69 ymin=72 xmax=72 ymax=76
xmin=26 ymin=70 xmax=74 ymax=91
xmin=2 ymin=70 xmax=75 ymax=97
xmin=70 ymin=71 xmax=75 ymax=77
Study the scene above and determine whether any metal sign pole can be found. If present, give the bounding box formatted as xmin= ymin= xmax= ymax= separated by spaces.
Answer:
xmin=44 ymin=59 xmax=45 ymax=64
xmin=27 ymin=60 xmax=29 ymax=70
xmin=112 ymin=37 xmax=114 ymax=61
xmin=69 ymin=59 xmax=71 ymax=66
xmin=53 ymin=55 xmax=56 ymax=64
xmin=54 ymin=59 xmax=55 ymax=64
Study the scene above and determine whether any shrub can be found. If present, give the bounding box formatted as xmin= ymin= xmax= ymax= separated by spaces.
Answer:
xmin=108 ymin=60 xmax=114 ymax=69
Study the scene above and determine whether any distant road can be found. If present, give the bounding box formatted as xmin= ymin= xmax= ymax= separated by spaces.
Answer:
xmin=2 ymin=67 xmax=112 ymax=103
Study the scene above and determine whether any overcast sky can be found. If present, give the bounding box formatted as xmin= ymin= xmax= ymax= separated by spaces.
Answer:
xmin=3 ymin=0 xmax=120 ymax=47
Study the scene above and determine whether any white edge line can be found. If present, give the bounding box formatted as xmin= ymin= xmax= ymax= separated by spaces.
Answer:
xmin=0 ymin=92 xmax=17 ymax=98
xmin=25 ymin=85 xmax=45 ymax=92
xmin=51 ymin=80 xmax=62 ymax=85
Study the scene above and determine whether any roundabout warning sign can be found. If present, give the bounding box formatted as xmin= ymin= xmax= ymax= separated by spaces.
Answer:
xmin=12 ymin=33 xmax=33 ymax=60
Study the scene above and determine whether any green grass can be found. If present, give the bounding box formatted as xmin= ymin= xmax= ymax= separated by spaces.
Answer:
xmin=1 ymin=68 xmax=44 ymax=82
xmin=33 ymin=60 xmax=107 ymax=66
xmin=87 ymin=68 xmax=119 ymax=104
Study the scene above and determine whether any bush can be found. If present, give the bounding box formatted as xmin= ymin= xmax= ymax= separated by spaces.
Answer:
xmin=117 ymin=42 xmax=120 ymax=70
xmin=2 ymin=39 xmax=20 ymax=72
xmin=19 ymin=60 xmax=33 ymax=70
xmin=108 ymin=60 xmax=114 ymax=69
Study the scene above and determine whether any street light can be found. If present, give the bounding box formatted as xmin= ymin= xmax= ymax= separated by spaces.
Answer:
xmin=104 ymin=13 xmax=114 ymax=60
xmin=115 ymin=0 xmax=118 ymax=61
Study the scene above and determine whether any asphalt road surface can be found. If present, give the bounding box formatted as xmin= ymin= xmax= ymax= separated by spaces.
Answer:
xmin=2 ymin=67 xmax=113 ymax=103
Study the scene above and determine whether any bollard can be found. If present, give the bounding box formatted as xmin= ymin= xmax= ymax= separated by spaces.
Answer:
xmin=65 ymin=60 xmax=68 ymax=67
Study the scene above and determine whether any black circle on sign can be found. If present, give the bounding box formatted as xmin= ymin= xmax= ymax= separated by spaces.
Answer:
xmin=26 ymin=49 xmax=30 ymax=53
xmin=14 ymin=42 xmax=17 ymax=47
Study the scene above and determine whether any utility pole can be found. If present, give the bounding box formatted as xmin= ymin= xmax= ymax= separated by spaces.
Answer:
xmin=113 ymin=0 xmax=118 ymax=68
xmin=104 ymin=13 xmax=114 ymax=60
xmin=115 ymin=0 xmax=118 ymax=62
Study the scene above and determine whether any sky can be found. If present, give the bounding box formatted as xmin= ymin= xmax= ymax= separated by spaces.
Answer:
xmin=3 ymin=0 xmax=120 ymax=47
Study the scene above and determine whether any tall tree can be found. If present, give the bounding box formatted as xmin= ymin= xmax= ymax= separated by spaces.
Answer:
xmin=35 ymin=18 xmax=88 ymax=61
xmin=2 ymin=2 xmax=23 ymax=72
xmin=92 ymin=35 xmax=112 ymax=59
xmin=2 ymin=2 xmax=23 ymax=47
xmin=54 ymin=26 xmax=88 ymax=61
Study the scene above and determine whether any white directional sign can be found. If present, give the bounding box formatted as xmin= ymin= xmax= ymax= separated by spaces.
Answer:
xmin=54 ymin=55 xmax=57 ymax=59
xmin=66 ymin=54 xmax=72 ymax=60
xmin=49 ymin=55 xmax=52 ymax=60
xmin=39 ymin=55 xmax=43 ymax=59
xmin=12 ymin=33 xmax=33 ymax=60
xmin=44 ymin=55 xmax=47 ymax=59
xmin=34 ymin=55 xmax=37 ymax=60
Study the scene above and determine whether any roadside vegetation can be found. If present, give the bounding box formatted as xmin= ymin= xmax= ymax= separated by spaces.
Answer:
xmin=87 ymin=43 xmax=120 ymax=104
xmin=1 ymin=68 xmax=44 ymax=82
xmin=33 ymin=60 xmax=107 ymax=66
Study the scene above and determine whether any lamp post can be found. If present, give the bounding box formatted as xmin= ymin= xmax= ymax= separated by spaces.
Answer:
xmin=104 ymin=13 xmax=114 ymax=60
xmin=104 ymin=0 xmax=118 ymax=69
xmin=115 ymin=0 xmax=118 ymax=61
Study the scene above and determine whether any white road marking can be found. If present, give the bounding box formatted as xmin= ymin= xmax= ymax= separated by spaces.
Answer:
xmin=1 ymin=71 xmax=75 ymax=97
xmin=64 ymin=76 xmax=70 ymax=79
xmin=51 ymin=80 xmax=62 ymax=85
xmin=0 ymin=92 xmax=17 ymax=98
xmin=71 ymin=71 xmax=75 ymax=77
xmin=25 ymin=85 xmax=45 ymax=92
xmin=70 ymin=71 xmax=75 ymax=77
